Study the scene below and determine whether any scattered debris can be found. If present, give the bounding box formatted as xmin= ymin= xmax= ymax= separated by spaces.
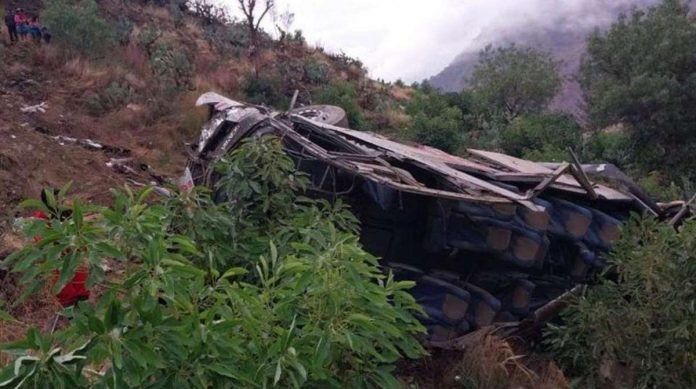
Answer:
xmin=20 ymin=102 xmax=48 ymax=114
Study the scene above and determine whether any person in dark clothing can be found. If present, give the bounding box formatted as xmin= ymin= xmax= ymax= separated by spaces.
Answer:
xmin=41 ymin=27 xmax=51 ymax=44
xmin=4 ymin=9 xmax=17 ymax=43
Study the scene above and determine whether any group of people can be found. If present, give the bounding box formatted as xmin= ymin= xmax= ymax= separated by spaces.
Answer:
xmin=4 ymin=8 xmax=51 ymax=44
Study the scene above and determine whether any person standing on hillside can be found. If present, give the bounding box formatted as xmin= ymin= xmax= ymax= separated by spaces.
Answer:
xmin=29 ymin=16 xmax=41 ymax=44
xmin=14 ymin=8 xmax=28 ymax=41
xmin=4 ymin=8 xmax=17 ymax=43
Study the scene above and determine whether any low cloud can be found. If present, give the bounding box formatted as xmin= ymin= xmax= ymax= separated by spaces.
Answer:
xmin=219 ymin=0 xmax=659 ymax=82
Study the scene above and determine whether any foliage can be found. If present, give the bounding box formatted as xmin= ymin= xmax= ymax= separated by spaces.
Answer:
xmin=0 ymin=137 xmax=425 ymax=388
xmin=404 ymin=85 xmax=471 ymax=153
xmin=580 ymin=0 xmax=696 ymax=180
xmin=315 ymin=81 xmax=366 ymax=128
xmin=636 ymin=171 xmax=696 ymax=202
xmin=303 ymin=57 xmax=328 ymax=84
xmin=150 ymin=42 xmax=194 ymax=91
xmin=188 ymin=0 xmax=231 ymax=25
xmin=41 ymin=0 xmax=116 ymax=56
xmin=581 ymin=131 xmax=633 ymax=167
xmin=410 ymin=109 xmax=464 ymax=153
xmin=84 ymin=81 xmax=134 ymax=115
xmin=470 ymin=44 xmax=561 ymax=122
xmin=136 ymin=26 xmax=163 ymax=56
xmin=242 ymin=73 xmax=289 ymax=108
xmin=545 ymin=216 xmax=696 ymax=388
xmin=499 ymin=113 xmax=582 ymax=161
xmin=203 ymin=22 xmax=249 ymax=56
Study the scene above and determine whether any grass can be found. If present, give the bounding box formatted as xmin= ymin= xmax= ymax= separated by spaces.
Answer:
xmin=399 ymin=329 xmax=569 ymax=389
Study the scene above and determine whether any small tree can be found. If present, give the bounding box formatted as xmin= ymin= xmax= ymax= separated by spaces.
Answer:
xmin=545 ymin=216 xmax=696 ymax=388
xmin=238 ymin=0 xmax=275 ymax=50
xmin=469 ymin=44 xmax=561 ymax=122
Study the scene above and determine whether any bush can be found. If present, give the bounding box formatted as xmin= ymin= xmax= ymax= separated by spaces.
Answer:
xmin=150 ymin=42 xmax=194 ymax=91
xmin=410 ymin=108 xmax=464 ymax=153
xmin=315 ymin=81 xmax=366 ymax=128
xmin=242 ymin=73 xmax=289 ymax=109
xmin=499 ymin=113 xmax=582 ymax=160
xmin=582 ymin=131 xmax=632 ymax=167
xmin=41 ymin=0 xmax=116 ymax=56
xmin=545 ymin=216 xmax=696 ymax=388
xmin=303 ymin=58 xmax=328 ymax=84
xmin=1 ymin=137 xmax=425 ymax=388
xmin=84 ymin=81 xmax=134 ymax=115
xmin=203 ymin=24 xmax=248 ymax=56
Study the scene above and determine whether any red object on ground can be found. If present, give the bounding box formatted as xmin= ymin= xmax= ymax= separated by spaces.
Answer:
xmin=31 ymin=209 xmax=91 ymax=306
xmin=32 ymin=210 xmax=49 ymax=220
xmin=53 ymin=268 xmax=91 ymax=307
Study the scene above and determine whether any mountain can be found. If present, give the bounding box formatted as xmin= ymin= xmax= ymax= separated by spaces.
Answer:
xmin=427 ymin=0 xmax=669 ymax=115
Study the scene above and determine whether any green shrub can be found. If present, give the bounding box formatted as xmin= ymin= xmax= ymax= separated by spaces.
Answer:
xmin=137 ymin=26 xmax=162 ymax=56
xmin=242 ymin=73 xmax=289 ymax=109
xmin=84 ymin=81 xmax=134 ymax=115
xmin=499 ymin=113 xmax=582 ymax=159
xmin=150 ymin=42 xmax=194 ymax=91
xmin=1 ymin=137 xmax=425 ymax=388
xmin=545 ymin=216 xmax=696 ymax=388
xmin=203 ymin=23 xmax=249 ymax=56
xmin=303 ymin=58 xmax=328 ymax=84
xmin=582 ymin=131 xmax=632 ymax=167
xmin=41 ymin=0 xmax=116 ymax=56
xmin=315 ymin=81 xmax=366 ymax=128
xmin=410 ymin=107 xmax=464 ymax=153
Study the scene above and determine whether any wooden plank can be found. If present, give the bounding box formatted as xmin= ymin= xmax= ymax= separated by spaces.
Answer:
xmin=669 ymin=192 xmax=696 ymax=226
xmin=527 ymin=163 xmax=571 ymax=199
xmin=468 ymin=148 xmax=631 ymax=201
xmin=567 ymin=148 xmax=598 ymax=199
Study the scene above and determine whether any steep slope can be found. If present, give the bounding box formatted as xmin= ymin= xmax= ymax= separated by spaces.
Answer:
xmin=0 ymin=0 xmax=407 ymax=247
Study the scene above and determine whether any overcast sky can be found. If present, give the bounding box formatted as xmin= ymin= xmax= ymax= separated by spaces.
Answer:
xmin=217 ymin=0 xmax=654 ymax=83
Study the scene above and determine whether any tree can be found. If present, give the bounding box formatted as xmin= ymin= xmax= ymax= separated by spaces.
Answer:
xmin=238 ymin=0 xmax=275 ymax=50
xmin=580 ymin=0 xmax=696 ymax=180
xmin=469 ymin=44 xmax=561 ymax=122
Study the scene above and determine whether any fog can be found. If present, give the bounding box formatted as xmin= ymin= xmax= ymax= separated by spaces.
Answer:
xmin=217 ymin=0 xmax=660 ymax=82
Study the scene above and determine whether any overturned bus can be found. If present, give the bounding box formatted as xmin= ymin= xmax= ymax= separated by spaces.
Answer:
xmin=187 ymin=92 xmax=669 ymax=341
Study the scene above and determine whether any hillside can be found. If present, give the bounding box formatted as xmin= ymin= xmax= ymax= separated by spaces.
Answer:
xmin=0 ymin=0 xmax=407 ymax=239
xmin=427 ymin=0 xmax=665 ymax=115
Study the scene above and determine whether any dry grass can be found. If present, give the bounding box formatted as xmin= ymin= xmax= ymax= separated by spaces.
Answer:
xmin=0 ymin=275 xmax=62 ymax=366
xmin=444 ymin=334 xmax=567 ymax=389
xmin=62 ymin=58 xmax=112 ymax=90
xmin=123 ymin=44 xmax=151 ymax=78
xmin=31 ymin=45 xmax=62 ymax=69
xmin=399 ymin=329 xmax=569 ymax=389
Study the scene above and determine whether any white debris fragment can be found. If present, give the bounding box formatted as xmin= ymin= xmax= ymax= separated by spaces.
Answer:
xmin=20 ymin=102 xmax=48 ymax=113
xmin=10 ymin=135 xmax=16 ymax=139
